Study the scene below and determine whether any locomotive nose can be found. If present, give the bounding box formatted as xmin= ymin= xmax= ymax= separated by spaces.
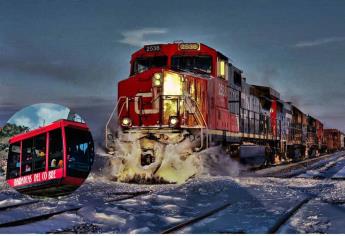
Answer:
xmin=141 ymin=149 xmax=155 ymax=166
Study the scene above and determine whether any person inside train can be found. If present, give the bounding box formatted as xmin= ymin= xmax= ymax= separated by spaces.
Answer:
xmin=25 ymin=164 xmax=31 ymax=172
xmin=51 ymin=159 xmax=57 ymax=168
xmin=10 ymin=169 xmax=19 ymax=178
xmin=76 ymin=145 xmax=84 ymax=161
xmin=57 ymin=159 xmax=63 ymax=168
xmin=39 ymin=148 xmax=46 ymax=158
xmin=25 ymin=148 xmax=33 ymax=161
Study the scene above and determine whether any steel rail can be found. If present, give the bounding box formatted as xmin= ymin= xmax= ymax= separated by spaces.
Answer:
xmin=267 ymin=197 xmax=312 ymax=234
xmin=256 ymin=152 xmax=344 ymax=178
xmin=0 ymin=206 xmax=82 ymax=228
xmin=161 ymin=202 xmax=231 ymax=234
xmin=0 ymin=200 xmax=40 ymax=212
xmin=0 ymin=190 xmax=151 ymax=228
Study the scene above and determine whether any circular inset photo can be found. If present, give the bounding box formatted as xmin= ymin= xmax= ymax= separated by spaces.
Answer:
xmin=0 ymin=103 xmax=94 ymax=197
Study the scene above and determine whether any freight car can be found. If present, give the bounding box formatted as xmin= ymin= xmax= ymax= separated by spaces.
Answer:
xmin=105 ymin=42 xmax=339 ymax=181
xmin=324 ymin=129 xmax=345 ymax=152
xmin=306 ymin=115 xmax=324 ymax=157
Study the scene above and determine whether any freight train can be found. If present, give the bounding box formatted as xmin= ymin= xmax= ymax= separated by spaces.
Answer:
xmin=105 ymin=42 xmax=344 ymax=181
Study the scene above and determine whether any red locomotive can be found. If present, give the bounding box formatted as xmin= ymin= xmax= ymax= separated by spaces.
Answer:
xmin=6 ymin=119 xmax=94 ymax=196
xmin=105 ymin=42 xmax=343 ymax=182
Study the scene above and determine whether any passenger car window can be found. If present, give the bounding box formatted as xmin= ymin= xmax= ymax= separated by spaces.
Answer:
xmin=66 ymin=127 xmax=94 ymax=178
xmin=49 ymin=129 xmax=63 ymax=170
xmin=6 ymin=142 xmax=20 ymax=179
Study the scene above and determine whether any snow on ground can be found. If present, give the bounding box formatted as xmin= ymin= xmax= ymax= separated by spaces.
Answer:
xmin=0 ymin=176 xmax=317 ymax=233
xmin=278 ymin=199 xmax=345 ymax=233
xmin=297 ymin=155 xmax=345 ymax=179
xmin=0 ymin=212 xmax=84 ymax=234
xmin=332 ymin=165 xmax=345 ymax=179
xmin=0 ymin=198 xmax=23 ymax=207
xmin=0 ymin=152 xmax=345 ymax=233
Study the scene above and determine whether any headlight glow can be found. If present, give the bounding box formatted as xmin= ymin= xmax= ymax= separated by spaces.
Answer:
xmin=163 ymin=72 xmax=182 ymax=95
xmin=169 ymin=116 xmax=179 ymax=127
xmin=152 ymin=73 xmax=162 ymax=87
xmin=121 ymin=117 xmax=132 ymax=127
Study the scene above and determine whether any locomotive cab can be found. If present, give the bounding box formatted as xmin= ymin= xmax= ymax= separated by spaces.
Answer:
xmin=114 ymin=43 xmax=218 ymax=133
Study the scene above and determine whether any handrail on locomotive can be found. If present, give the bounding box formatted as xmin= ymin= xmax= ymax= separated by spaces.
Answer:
xmin=105 ymin=92 xmax=208 ymax=151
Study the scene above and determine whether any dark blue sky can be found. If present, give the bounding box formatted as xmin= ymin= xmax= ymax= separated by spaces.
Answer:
xmin=1 ymin=0 xmax=345 ymax=140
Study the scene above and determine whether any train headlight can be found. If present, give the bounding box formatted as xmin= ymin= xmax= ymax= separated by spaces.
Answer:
xmin=121 ymin=117 xmax=132 ymax=127
xmin=152 ymin=73 xmax=162 ymax=87
xmin=169 ymin=116 xmax=179 ymax=127
xmin=163 ymin=72 xmax=182 ymax=95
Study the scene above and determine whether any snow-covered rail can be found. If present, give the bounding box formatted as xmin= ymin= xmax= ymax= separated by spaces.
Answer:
xmin=267 ymin=197 xmax=312 ymax=233
xmin=255 ymin=151 xmax=345 ymax=178
xmin=0 ymin=190 xmax=151 ymax=230
xmin=0 ymin=200 xmax=40 ymax=212
xmin=1 ymin=151 xmax=345 ymax=233
xmin=0 ymin=205 xmax=82 ymax=228
xmin=161 ymin=202 xmax=232 ymax=234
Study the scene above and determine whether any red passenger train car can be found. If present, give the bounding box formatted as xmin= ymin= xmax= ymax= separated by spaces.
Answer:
xmin=6 ymin=119 xmax=94 ymax=196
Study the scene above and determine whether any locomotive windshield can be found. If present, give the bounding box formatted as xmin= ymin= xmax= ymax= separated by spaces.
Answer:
xmin=65 ymin=127 xmax=94 ymax=178
xmin=132 ymin=56 xmax=168 ymax=75
xmin=171 ymin=55 xmax=212 ymax=74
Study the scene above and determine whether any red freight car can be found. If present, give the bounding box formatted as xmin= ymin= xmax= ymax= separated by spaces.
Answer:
xmin=324 ymin=129 xmax=344 ymax=152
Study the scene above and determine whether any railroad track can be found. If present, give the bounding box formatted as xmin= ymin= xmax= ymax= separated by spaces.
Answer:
xmin=0 ymin=190 xmax=150 ymax=229
xmin=267 ymin=197 xmax=312 ymax=233
xmin=76 ymin=156 xmax=345 ymax=234
xmin=160 ymin=202 xmax=231 ymax=234
xmin=255 ymin=151 xmax=345 ymax=178
xmin=0 ymin=199 xmax=40 ymax=211
xmin=1 ymin=151 xmax=344 ymax=233
xmin=265 ymin=154 xmax=345 ymax=233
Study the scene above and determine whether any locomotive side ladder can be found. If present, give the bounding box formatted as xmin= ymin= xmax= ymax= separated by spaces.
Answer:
xmin=184 ymin=94 xmax=208 ymax=150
